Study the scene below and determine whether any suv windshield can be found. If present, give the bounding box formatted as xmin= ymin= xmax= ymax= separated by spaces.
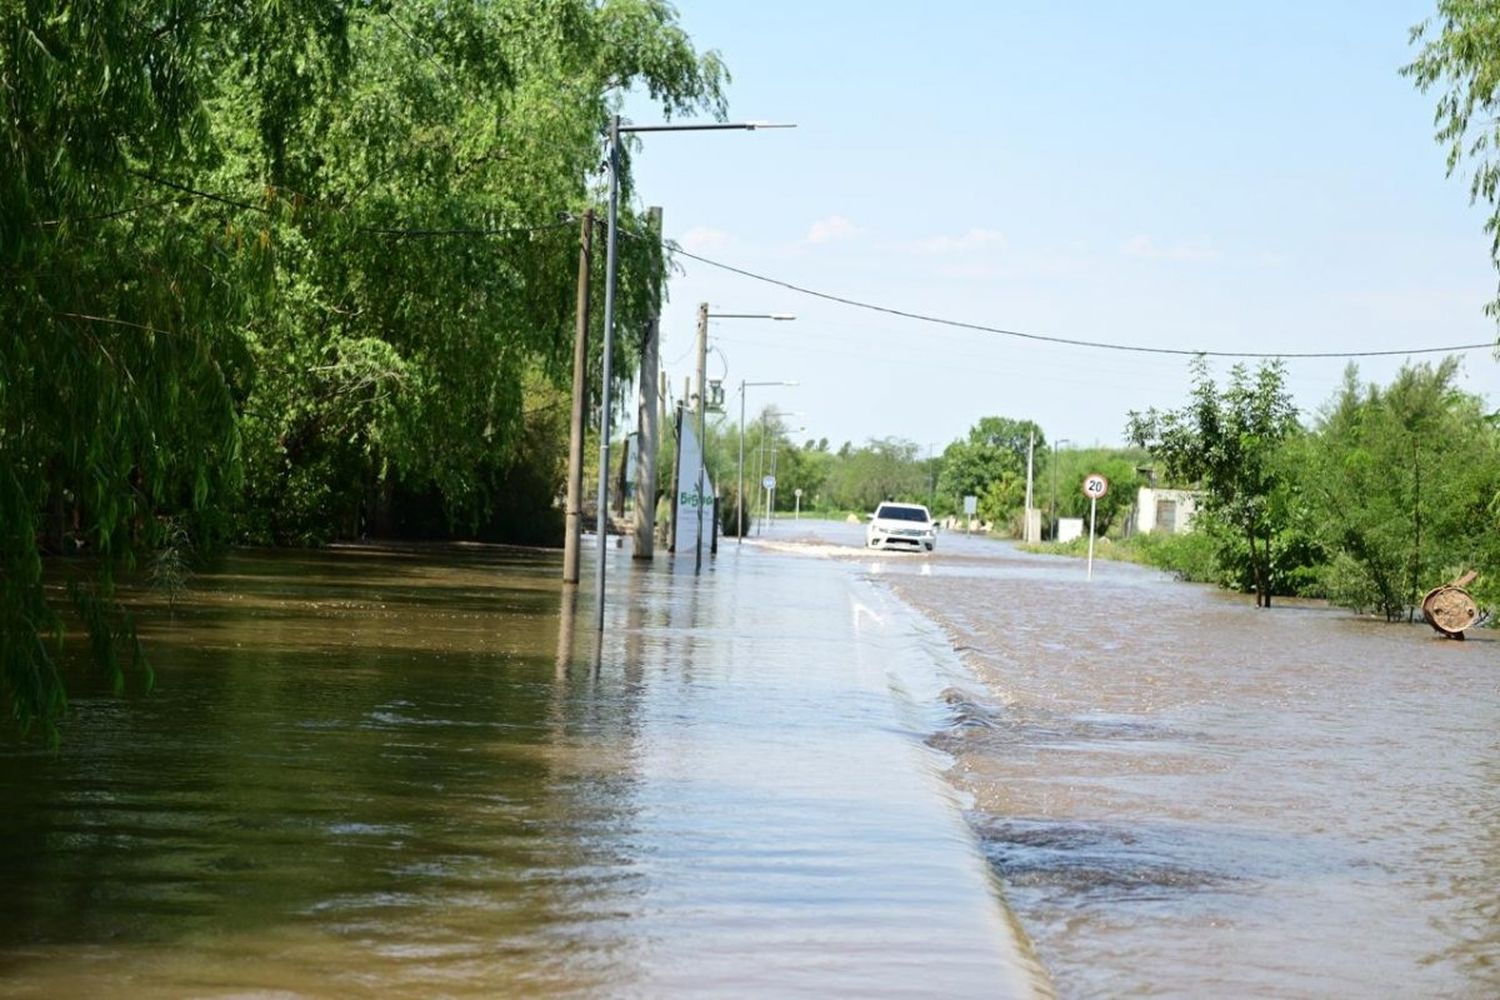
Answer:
xmin=876 ymin=505 xmax=929 ymax=522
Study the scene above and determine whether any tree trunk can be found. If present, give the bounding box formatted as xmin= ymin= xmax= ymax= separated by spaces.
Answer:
xmin=371 ymin=478 xmax=395 ymax=538
xmin=1262 ymin=528 xmax=1273 ymax=608
xmin=1247 ymin=525 xmax=1269 ymax=608
xmin=44 ymin=473 xmax=65 ymax=555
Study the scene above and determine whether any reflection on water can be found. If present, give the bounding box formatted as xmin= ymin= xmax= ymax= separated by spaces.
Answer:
xmin=0 ymin=546 xmax=648 ymax=997
xmin=879 ymin=538 xmax=1500 ymax=999
xmin=0 ymin=542 xmax=1046 ymax=998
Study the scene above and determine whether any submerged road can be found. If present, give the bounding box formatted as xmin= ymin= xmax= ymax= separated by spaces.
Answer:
xmin=759 ymin=517 xmax=1500 ymax=999
xmin=0 ymin=536 xmax=1050 ymax=998
xmin=11 ymin=520 xmax=1489 ymax=996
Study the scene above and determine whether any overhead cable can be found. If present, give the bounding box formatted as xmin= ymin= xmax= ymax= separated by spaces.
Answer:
xmin=621 ymin=229 xmax=1496 ymax=361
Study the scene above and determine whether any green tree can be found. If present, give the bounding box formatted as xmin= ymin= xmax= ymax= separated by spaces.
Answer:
xmin=1 ymin=0 xmax=726 ymax=739
xmin=1127 ymin=360 xmax=1300 ymax=607
xmin=935 ymin=416 xmax=1044 ymax=519
xmin=1406 ymin=0 xmax=1500 ymax=331
xmin=1050 ymin=450 xmax=1145 ymax=537
xmin=218 ymin=0 xmax=724 ymax=542
xmin=1305 ymin=360 xmax=1500 ymax=618
xmin=1 ymin=0 xmax=348 ymax=738
xmin=825 ymin=438 xmax=927 ymax=512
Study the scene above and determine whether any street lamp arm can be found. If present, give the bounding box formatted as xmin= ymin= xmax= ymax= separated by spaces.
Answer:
xmin=619 ymin=121 xmax=796 ymax=134
xmin=592 ymin=113 xmax=790 ymax=627
xmin=709 ymin=313 xmax=797 ymax=320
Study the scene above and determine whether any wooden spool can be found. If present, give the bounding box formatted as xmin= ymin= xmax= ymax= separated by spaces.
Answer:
xmin=1421 ymin=571 xmax=1480 ymax=639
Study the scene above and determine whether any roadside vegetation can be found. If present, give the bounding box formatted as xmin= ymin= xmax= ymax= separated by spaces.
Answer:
xmin=2 ymin=0 xmax=725 ymax=739
xmin=721 ymin=357 xmax=1498 ymax=626
xmin=1041 ymin=360 xmax=1498 ymax=620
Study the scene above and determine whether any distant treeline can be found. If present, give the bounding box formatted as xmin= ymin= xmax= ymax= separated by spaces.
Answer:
xmin=728 ymin=357 xmax=1499 ymax=620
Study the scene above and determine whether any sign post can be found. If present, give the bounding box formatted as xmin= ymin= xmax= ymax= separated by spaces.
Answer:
xmin=794 ymin=487 xmax=803 ymax=520
xmin=963 ymin=494 xmax=978 ymax=535
xmin=1082 ymin=473 xmax=1109 ymax=581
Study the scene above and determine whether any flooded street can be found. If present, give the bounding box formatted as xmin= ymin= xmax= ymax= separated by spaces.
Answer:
xmin=772 ymin=520 xmax=1500 ymax=998
xmin=0 ymin=542 xmax=1043 ymax=998
xmin=3 ymin=524 xmax=1496 ymax=997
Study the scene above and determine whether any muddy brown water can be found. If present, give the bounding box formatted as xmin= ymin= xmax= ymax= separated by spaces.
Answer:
xmin=780 ymin=521 xmax=1499 ymax=998
xmin=0 ymin=542 xmax=1045 ymax=998
xmin=3 ymin=527 xmax=1496 ymax=998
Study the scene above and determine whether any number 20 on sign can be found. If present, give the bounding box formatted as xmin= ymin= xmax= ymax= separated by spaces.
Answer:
xmin=1082 ymin=473 xmax=1108 ymax=581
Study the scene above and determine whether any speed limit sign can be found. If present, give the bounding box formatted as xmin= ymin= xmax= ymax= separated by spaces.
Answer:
xmin=1082 ymin=473 xmax=1108 ymax=582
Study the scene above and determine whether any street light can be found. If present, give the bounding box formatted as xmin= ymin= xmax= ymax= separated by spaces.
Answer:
xmin=594 ymin=115 xmax=794 ymax=631
xmin=738 ymin=381 xmax=798 ymax=543
xmin=1050 ymin=438 xmax=1071 ymax=540
xmin=695 ymin=310 xmax=794 ymax=573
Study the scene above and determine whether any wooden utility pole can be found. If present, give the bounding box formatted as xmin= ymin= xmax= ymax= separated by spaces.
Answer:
xmin=562 ymin=209 xmax=594 ymax=584
xmin=633 ymin=206 xmax=662 ymax=560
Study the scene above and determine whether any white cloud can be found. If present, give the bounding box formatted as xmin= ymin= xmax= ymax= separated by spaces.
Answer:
xmin=680 ymin=226 xmax=733 ymax=253
xmin=805 ymin=215 xmax=861 ymax=244
xmin=1121 ymin=235 xmax=1218 ymax=262
xmin=910 ymin=227 xmax=1005 ymax=255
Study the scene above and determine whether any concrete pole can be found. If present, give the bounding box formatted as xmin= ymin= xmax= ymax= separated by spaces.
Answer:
xmin=1025 ymin=428 xmax=1036 ymax=543
xmin=694 ymin=302 xmax=708 ymax=574
xmin=562 ymin=209 xmax=593 ymax=584
xmin=1050 ymin=441 xmax=1058 ymax=542
xmin=737 ymin=382 xmax=746 ymax=543
xmin=632 ymin=206 xmax=662 ymax=560
xmin=595 ymin=116 xmax=621 ymax=631
xmin=757 ymin=414 xmax=767 ymax=535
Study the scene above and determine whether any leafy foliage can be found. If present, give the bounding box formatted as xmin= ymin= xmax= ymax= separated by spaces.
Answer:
xmin=1127 ymin=360 xmax=1300 ymax=606
xmin=1303 ymin=360 xmax=1500 ymax=618
xmin=936 ymin=417 xmax=1043 ymax=511
xmin=1405 ymin=0 xmax=1500 ymax=330
xmin=823 ymin=438 xmax=928 ymax=512
xmin=2 ymin=0 xmax=726 ymax=739
xmin=1045 ymin=448 xmax=1148 ymax=537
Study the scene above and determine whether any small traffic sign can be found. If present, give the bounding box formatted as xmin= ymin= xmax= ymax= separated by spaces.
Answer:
xmin=1082 ymin=473 xmax=1109 ymax=499
xmin=762 ymin=475 xmax=777 ymax=490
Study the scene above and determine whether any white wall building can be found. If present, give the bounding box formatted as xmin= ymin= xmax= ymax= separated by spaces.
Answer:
xmin=1135 ymin=487 xmax=1199 ymax=535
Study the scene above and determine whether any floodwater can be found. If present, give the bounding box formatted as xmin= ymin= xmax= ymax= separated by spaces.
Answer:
xmin=0 ymin=542 xmax=1046 ymax=998
xmin=768 ymin=520 xmax=1500 ymax=998
xmin=5 ymin=526 xmax=1496 ymax=998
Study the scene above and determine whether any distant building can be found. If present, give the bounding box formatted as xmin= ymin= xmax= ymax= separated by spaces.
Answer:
xmin=1135 ymin=487 xmax=1199 ymax=535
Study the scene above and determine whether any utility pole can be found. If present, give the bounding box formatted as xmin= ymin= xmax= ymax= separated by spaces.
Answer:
xmin=632 ymin=206 xmax=662 ymax=560
xmin=1025 ymin=428 xmax=1037 ymax=543
xmin=1050 ymin=438 xmax=1069 ymax=541
xmin=591 ymin=115 xmax=794 ymax=631
xmin=757 ymin=413 xmax=767 ymax=535
xmin=694 ymin=302 xmax=709 ymax=573
xmin=1050 ymin=442 xmax=1057 ymax=541
xmin=562 ymin=209 xmax=593 ymax=584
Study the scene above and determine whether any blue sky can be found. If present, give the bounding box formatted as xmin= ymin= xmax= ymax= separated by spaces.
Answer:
xmin=619 ymin=1 xmax=1500 ymax=452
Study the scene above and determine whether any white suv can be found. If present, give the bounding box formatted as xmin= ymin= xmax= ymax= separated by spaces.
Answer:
xmin=865 ymin=502 xmax=937 ymax=552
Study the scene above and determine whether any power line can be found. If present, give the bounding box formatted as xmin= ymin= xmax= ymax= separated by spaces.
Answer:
xmin=360 ymin=220 xmax=577 ymax=238
xmin=625 ymin=229 xmax=1497 ymax=361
